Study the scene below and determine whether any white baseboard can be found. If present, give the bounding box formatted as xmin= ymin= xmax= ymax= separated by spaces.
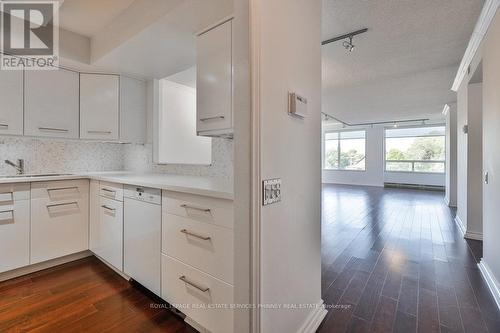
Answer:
xmin=297 ymin=300 xmax=328 ymax=333
xmin=454 ymin=216 xmax=466 ymax=237
xmin=478 ymin=260 xmax=500 ymax=311
xmin=465 ymin=231 xmax=483 ymax=241
xmin=0 ymin=250 xmax=92 ymax=282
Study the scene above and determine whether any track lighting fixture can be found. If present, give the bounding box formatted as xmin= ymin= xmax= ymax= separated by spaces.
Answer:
xmin=322 ymin=28 xmax=368 ymax=53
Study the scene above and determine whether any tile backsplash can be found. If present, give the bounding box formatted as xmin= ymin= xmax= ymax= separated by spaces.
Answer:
xmin=123 ymin=138 xmax=233 ymax=179
xmin=0 ymin=136 xmax=233 ymax=179
xmin=0 ymin=137 xmax=123 ymax=175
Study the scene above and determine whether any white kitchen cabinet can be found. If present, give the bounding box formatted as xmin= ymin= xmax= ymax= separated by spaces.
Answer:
xmin=120 ymin=76 xmax=146 ymax=143
xmin=0 ymin=184 xmax=30 ymax=273
xmin=89 ymin=180 xmax=100 ymax=252
xmin=162 ymin=254 xmax=234 ymax=333
xmin=0 ymin=70 xmax=24 ymax=136
xmin=196 ymin=19 xmax=233 ymax=137
xmin=24 ymin=68 xmax=80 ymax=138
xmin=30 ymin=180 xmax=89 ymax=264
xmin=93 ymin=195 xmax=123 ymax=271
xmin=80 ymin=74 xmax=119 ymax=140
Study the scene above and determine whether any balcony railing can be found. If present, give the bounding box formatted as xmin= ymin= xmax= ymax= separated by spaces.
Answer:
xmin=385 ymin=160 xmax=445 ymax=173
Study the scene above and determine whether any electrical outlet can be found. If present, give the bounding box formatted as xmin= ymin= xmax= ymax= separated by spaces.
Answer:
xmin=262 ymin=178 xmax=281 ymax=206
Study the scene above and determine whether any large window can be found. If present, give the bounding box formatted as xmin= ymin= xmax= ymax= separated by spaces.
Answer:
xmin=324 ymin=130 xmax=366 ymax=170
xmin=385 ymin=126 xmax=445 ymax=173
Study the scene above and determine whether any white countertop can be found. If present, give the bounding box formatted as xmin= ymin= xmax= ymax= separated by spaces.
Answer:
xmin=0 ymin=172 xmax=234 ymax=200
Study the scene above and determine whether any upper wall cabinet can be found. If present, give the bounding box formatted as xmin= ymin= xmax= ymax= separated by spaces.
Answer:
xmin=120 ymin=76 xmax=146 ymax=144
xmin=80 ymin=74 xmax=120 ymax=141
xmin=196 ymin=18 xmax=233 ymax=138
xmin=0 ymin=70 xmax=23 ymax=136
xmin=25 ymin=68 xmax=80 ymax=138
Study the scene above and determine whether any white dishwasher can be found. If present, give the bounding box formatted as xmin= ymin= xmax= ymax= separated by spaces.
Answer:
xmin=124 ymin=185 xmax=162 ymax=296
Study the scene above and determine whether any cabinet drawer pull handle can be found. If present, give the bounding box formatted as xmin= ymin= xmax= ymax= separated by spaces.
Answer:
xmin=47 ymin=201 xmax=78 ymax=208
xmin=88 ymin=130 xmax=112 ymax=134
xmin=0 ymin=124 xmax=8 ymax=129
xmin=200 ymin=115 xmax=225 ymax=122
xmin=180 ymin=229 xmax=211 ymax=241
xmin=38 ymin=127 xmax=69 ymax=132
xmin=101 ymin=205 xmax=116 ymax=212
xmin=179 ymin=275 xmax=210 ymax=292
xmin=0 ymin=209 xmax=14 ymax=220
xmin=47 ymin=186 xmax=79 ymax=192
xmin=101 ymin=188 xmax=116 ymax=194
xmin=180 ymin=204 xmax=211 ymax=213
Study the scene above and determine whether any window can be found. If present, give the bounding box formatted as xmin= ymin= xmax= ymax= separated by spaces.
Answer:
xmin=385 ymin=126 xmax=445 ymax=173
xmin=324 ymin=130 xmax=366 ymax=170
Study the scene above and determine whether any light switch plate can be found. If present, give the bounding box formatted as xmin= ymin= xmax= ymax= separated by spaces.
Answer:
xmin=262 ymin=178 xmax=281 ymax=206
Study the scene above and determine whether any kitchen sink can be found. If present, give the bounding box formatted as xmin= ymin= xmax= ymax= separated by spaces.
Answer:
xmin=1 ymin=173 xmax=74 ymax=178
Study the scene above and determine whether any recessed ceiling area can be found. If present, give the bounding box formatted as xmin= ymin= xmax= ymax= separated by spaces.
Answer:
xmin=59 ymin=0 xmax=136 ymax=37
xmin=322 ymin=0 xmax=484 ymax=123
xmin=57 ymin=0 xmax=233 ymax=79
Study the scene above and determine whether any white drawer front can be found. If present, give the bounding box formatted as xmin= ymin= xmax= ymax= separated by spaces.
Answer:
xmin=0 ymin=200 xmax=30 ymax=273
xmin=94 ymin=197 xmax=123 ymax=271
xmin=162 ymin=191 xmax=233 ymax=229
xmin=99 ymin=181 xmax=124 ymax=202
xmin=31 ymin=180 xmax=89 ymax=202
xmin=0 ymin=183 xmax=30 ymax=202
xmin=31 ymin=181 xmax=89 ymax=264
xmin=161 ymin=254 xmax=233 ymax=333
xmin=162 ymin=213 xmax=233 ymax=284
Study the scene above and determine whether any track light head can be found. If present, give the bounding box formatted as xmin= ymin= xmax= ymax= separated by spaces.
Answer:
xmin=342 ymin=36 xmax=355 ymax=52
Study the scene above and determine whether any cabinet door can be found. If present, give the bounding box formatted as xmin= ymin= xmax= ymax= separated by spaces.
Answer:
xmin=30 ymin=180 xmax=89 ymax=264
xmin=0 ymin=70 xmax=23 ymax=136
xmin=80 ymin=74 xmax=119 ymax=140
xmin=120 ymin=76 xmax=146 ymax=143
xmin=0 ymin=184 xmax=30 ymax=273
xmin=95 ymin=196 xmax=123 ymax=270
xmin=196 ymin=20 xmax=232 ymax=134
xmin=24 ymin=68 xmax=79 ymax=138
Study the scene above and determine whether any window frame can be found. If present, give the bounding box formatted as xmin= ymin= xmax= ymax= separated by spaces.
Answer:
xmin=383 ymin=124 xmax=446 ymax=174
xmin=323 ymin=129 xmax=367 ymax=172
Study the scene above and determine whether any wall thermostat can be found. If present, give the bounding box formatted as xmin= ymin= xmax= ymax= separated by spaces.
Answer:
xmin=288 ymin=92 xmax=307 ymax=118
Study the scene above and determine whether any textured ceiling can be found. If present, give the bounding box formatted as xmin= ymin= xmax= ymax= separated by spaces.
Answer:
xmin=322 ymin=0 xmax=484 ymax=122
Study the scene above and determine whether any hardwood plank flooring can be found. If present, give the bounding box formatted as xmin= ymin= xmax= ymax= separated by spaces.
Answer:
xmin=318 ymin=184 xmax=500 ymax=333
xmin=0 ymin=257 xmax=193 ymax=333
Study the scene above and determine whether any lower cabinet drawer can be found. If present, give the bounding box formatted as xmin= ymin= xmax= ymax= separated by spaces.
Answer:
xmin=161 ymin=254 xmax=233 ymax=333
xmin=162 ymin=213 xmax=234 ymax=284
xmin=31 ymin=181 xmax=89 ymax=264
xmin=0 ymin=199 xmax=30 ymax=273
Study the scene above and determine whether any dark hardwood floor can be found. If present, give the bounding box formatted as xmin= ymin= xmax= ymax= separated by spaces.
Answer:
xmin=318 ymin=184 xmax=500 ymax=333
xmin=0 ymin=256 xmax=194 ymax=333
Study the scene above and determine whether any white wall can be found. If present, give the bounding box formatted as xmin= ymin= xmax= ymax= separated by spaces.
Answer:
xmin=445 ymin=103 xmax=458 ymax=206
xmin=466 ymin=82 xmax=483 ymax=237
xmin=456 ymin=80 xmax=469 ymax=229
xmin=321 ymin=125 xmax=446 ymax=187
xmin=256 ymin=0 xmax=324 ymax=331
xmin=482 ymin=8 xmax=500 ymax=299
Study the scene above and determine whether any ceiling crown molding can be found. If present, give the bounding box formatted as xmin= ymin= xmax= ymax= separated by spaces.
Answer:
xmin=451 ymin=0 xmax=500 ymax=91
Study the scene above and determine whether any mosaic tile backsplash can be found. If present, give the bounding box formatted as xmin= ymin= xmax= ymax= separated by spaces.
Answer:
xmin=0 ymin=136 xmax=233 ymax=179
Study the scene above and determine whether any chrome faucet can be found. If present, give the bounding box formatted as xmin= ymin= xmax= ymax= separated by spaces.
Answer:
xmin=4 ymin=159 xmax=24 ymax=175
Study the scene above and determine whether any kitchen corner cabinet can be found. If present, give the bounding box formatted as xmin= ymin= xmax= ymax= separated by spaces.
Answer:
xmin=24 ymin=68 xmax=80 ymax=138
xmin=120 ymin=76 xmax=146 ymax=144
xmin=80 ymin=73 xmax=120 ymax=141
xmin=0 ymin=70 xmax=24 ymax=136
xmin=196 ymin=18 xmax=233 ymax=137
